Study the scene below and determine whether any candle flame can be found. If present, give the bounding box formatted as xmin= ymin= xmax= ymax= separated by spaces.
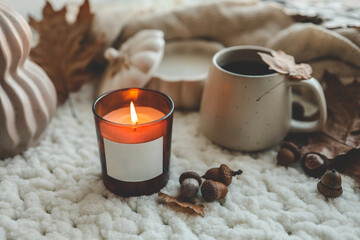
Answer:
xmin=130 ymin=101 xmax=138 ymax=125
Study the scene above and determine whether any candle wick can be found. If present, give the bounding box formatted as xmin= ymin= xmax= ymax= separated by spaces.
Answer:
xmin=132 ymin=124 xmax=138 ymax=132
xmin=132 ymin=121 xmax=139 ymax=131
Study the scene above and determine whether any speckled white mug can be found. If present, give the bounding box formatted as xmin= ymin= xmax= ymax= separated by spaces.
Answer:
xmin=200 ymin=46 xmax=327 ymax=151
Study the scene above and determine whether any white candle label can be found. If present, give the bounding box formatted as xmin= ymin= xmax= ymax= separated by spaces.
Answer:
xmin=103 ymin=137 xmax=163 ymax=182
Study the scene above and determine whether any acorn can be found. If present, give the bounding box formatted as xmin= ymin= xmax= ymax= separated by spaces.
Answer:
xmin=277 ymin=142 xmax=301 ymax=166
xmin=202 ymin=164 xmax=242 ymax=186
xmin=201 ymin=180 xmax=228 ymax=202
xmin=179 ymin=171 xmax=202 ymax=200
xmin=301 ymin=153 xmax=327 ymax=178
xmin=317 ymin=170 xmax=343 ymax=198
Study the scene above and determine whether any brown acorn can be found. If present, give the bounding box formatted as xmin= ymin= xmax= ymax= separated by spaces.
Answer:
xmin=277 ymin=142 xmax=301 ymax=166
xmin=179 ymin=171 xmax=202 ymax=200
xmin=202 ymin=164 xmax=242 ymax=186
xmin=301 ymin=153 xmax=327 ymax=178
xmin=317 ymin=170 xmax=343 ymax=198
xmin=201 ymin=180 xmax=228 ymax=202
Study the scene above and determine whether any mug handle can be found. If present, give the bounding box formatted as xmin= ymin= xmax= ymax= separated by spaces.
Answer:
xmin=288 ymin=78 xmax=327 ymax=132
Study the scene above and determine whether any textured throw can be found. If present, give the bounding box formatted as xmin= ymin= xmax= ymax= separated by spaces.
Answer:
xmin=111 ymin=1 xmax=360 ymax=82
xmin=1 ymin=83 xmax=360 ymax=239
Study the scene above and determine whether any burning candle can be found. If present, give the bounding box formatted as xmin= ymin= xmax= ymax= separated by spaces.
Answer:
xmin=103 ymin=101 xmax=165 ymax=125
xmin=93 ymin=88 xmax=174 ymax=197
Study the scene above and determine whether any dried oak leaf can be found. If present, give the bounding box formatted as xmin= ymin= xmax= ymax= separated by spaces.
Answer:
xmin=158 ymin=192 xmax=204 ymax=217
xmin=287 ymin=73 xmax=360 ymax=180
xmin=29 ymin=0 xmax=102 ymax=104
xmin=258 ymin=50 xmax=312 ymax=81
xmin=329 ymin=149 xmax=360 ymax=183
xmin=301 ymin=74 xmax=360 ymax=157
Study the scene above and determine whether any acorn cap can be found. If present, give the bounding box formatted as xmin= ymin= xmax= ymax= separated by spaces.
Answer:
xmin=219 ymin=164 xmax=233 ymax=186
xmin=320 ymin=170 xmax=342 ymax=189
xmin=179 ymin=171 xmax=202 ymax=185
xmin=317 ymin=181 xmax=343 ymax=198
xmin=317 ymin=170 xmax=343 ymax=198
xmin=201 ymin=180 xmax=228 ymax=202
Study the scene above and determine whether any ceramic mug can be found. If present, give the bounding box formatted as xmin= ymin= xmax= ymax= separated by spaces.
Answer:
xmin=199 ymin=46 xmax=327 ymax=151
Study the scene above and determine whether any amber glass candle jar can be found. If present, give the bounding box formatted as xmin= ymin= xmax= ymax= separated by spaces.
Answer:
xmin=93 ymin=88 xmax=174 ymax=197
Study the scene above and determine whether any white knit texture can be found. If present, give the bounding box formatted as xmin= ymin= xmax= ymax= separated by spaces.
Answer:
xmin=0 ymin=82 xmax=360 ymax=240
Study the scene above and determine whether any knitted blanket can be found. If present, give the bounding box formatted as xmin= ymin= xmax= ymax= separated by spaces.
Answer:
xmin=1 ymin=82 xmax=360 ymax=239
xmin=1 ymin=1 xmax=360 ymax=239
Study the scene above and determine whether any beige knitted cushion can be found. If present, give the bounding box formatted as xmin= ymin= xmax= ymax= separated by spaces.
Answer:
xmin=109 ymin=1 xmax=360 ymax=81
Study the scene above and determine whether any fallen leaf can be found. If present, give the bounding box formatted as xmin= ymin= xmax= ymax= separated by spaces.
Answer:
xmin=29 ymin=0 xmax=102 ymax=104
xmin=258 ymin=50 xmax=312 ymax=81
xmin=301 ymin=74 xmax=360 ymax=155
xmin=158 ymin=192 xmax=204 ymax=217
xmin=329 ymin=149 xmax=360 ymax=176
xmin=286 ymin=73 xmax=360 ymax=180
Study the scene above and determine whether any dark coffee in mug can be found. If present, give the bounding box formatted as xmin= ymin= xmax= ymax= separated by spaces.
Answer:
xmin=220 ymin=60 xmax=275 ymax=75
